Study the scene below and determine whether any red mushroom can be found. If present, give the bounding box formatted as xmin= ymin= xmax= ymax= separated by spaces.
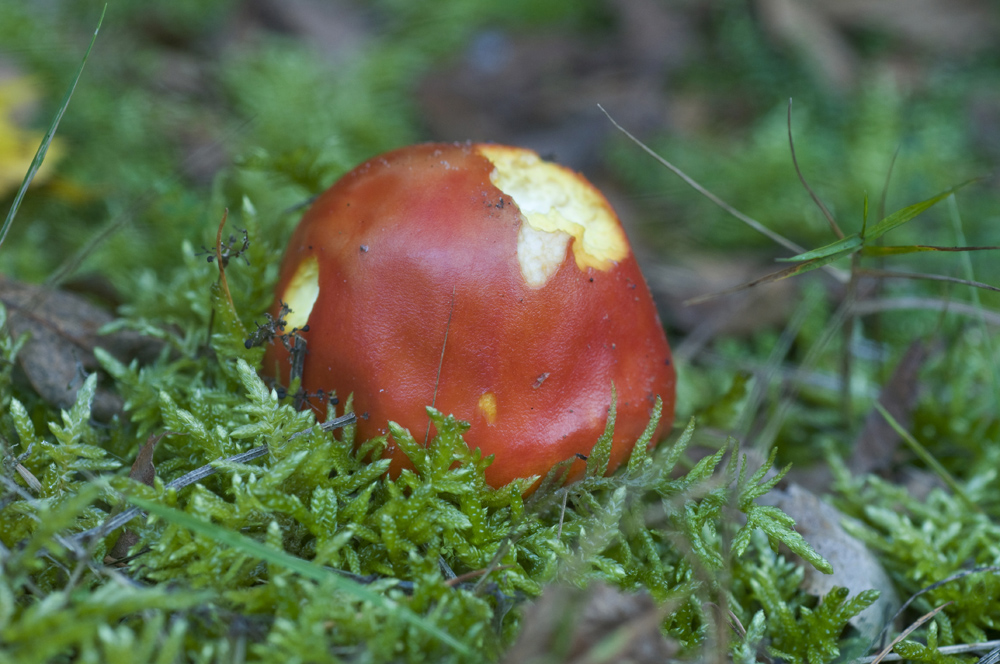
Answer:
xmin=262 ymin=142 xmax=675 ymax=488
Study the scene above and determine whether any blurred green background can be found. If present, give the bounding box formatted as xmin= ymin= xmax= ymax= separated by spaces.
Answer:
xmin=2 ymin=0 xmax=999 ymax=466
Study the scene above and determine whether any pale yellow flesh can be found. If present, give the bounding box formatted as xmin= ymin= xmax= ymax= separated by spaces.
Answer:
xmin=282 ymin=255 xmax=320 ymax=329
xmin=478 ymin=145 xmax=629 ymax=288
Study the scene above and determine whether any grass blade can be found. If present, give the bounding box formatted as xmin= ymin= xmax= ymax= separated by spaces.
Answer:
xmin=778 ymin=179 xmax=978 ymax=263
xmin=0 ymin=5 xmax=106 ymax=252
xmin=947 ymin=195 xmax=1000 ymax=411
xmin=864 ymin=179 xmax=978 ymax=242
xmin=861 ymin=244 xmax=1000 ymax=257
xmin=776 ymin=233 xmax=863 ymax=262
xmin=874 ymin=403 xmax=977 ymax=513
xmin=128 ymin=495 xmax=473 ymax=656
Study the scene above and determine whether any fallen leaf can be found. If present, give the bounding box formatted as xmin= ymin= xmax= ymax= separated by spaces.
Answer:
xmin=0 ymin=275 xmax=163 ymax=420
xmin=755 ymin=0 xmax=858 ymax=91
xmin=127 ymin=432 xmax=163 ymax=488
xmin=819 ymin=0 xmax=998 ymax=55
xmin=501 ymin=582 xmax=677 ymax=664
xmin=758 ymin=483 xmax=900 ymax=641
xmin=105 ymin=432 xmax=165 ymax=564
xmin=849 ymin=339 xmax=936 ymax=475
xmin=11 ymin=444 xmax=42 ymax=493
xmin=754 ymin=0 xmax=999 ymax=90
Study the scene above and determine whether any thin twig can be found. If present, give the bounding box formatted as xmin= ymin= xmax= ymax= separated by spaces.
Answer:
xmin=425 ymin=286 xmax=456 ymax=445
xmin=472 ymin=537 xmax=515 ymax=596
xmin=871 ymin=603 xmax=952 ymax=664
xmin=287 ymin=412 xmax=357 ymax=441
xmin=787 ymin=99 xmax=843 ymax=239
xmin=556 ymin=489 xmax=569 ymax=540
xmin=598 ymin=104 xmax=850 ymax=285
xmin=214 ymin=209 xmax=235 ymax=309
xmin=850 ymin=297 xmax=1000 ymax=326
xmin=444 ymin=565 xmax=515 ymax=587
xmin=855 ymin=640 xmax=1000 ymax=663
xmin=704 ymin=601 xmax=747 ymax=639
xmin=70 ymin=445 xmax=272 ymax=545
xmin=976 ymin=645 xmax=1000 ymax=664
xmin=855 ymin=267 xmax=1000 ymax=293
xmin=320 ymin=412 xmax=357 ymax=431
xmin=870 ymin=567 xmax=1000 ymax=656
xmin=70 ymin=416 xmax=360 ymax=548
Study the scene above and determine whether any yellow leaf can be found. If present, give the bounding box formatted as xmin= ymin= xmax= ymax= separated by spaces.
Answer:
xmin=0 ymin=76 xmax=65 ymax=196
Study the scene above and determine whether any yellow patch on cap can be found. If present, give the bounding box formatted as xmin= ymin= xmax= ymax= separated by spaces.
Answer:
xmin=282 ymin=255 xmax=320 ymax=330
xmin=477 ymin=392 xmax=498 ymax=425
xmin=477 ymin=144 xmax=628 ymax=288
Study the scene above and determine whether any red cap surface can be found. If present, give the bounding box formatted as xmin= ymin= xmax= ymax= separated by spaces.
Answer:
xmin=263 ymin=142 xmax=675 ymax=488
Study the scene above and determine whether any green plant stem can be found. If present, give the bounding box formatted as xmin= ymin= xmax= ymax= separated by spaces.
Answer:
xmin=0 ymin=5 xmax=105 ymax=252
xmin=947 ymin=195 xmax=1000 ymax=411
xmin=874 ymin=402 xmax=978 ymax=513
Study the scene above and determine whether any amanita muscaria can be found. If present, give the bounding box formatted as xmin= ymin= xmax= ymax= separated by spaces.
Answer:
xmin=262 ymin=142 xmax=675 ymax=488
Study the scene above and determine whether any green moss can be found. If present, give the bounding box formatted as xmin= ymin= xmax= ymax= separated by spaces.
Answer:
xmin=3 ymin=1 xmax=1000 ymax=661
xmin=0 ymin=294 xmax=864 ymax=661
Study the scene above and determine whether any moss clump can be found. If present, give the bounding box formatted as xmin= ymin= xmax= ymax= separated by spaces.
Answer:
xmin=0 ymin=282 xmax=869 ymax=661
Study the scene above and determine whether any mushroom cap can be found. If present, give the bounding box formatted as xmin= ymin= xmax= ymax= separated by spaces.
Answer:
xmin=263 ymin=142 xmax=675 ymax=488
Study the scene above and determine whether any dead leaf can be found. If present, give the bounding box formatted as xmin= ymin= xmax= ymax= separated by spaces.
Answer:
xmin=819 ymin=0 xmax=998 ymax=55
xmin=104 ymin=432 xmax=165 ymax=564
xmin=849 ymin=339 xmax=936 ymax=475
xmin=501 ymin=582 xmax=677 ymax=664
xmin=754 ymin=0 xmax=999 ymax=91
xmin=127 ymin=432 xmax=163 ymax=488
xmin=755 ymin=0 xmax=859 ymax=91
xmin=11 ymin=444 xmax=42 ymax=493
xmin=0 ymin=274 xmax=163 ymax=420
xmin=758 ymin=483 xmax=900 ymax=641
